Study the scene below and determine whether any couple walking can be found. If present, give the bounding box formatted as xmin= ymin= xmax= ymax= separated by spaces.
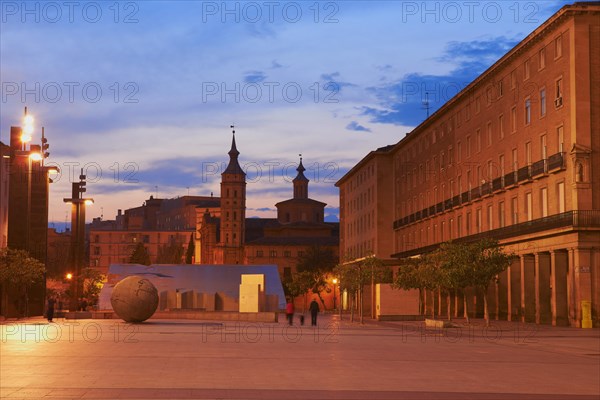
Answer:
xmin=286 ymin=298 xmax=320 ymax=326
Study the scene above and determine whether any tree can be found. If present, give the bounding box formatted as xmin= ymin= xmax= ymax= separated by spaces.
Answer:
xmin=296 ymin=245 xmax=338 ymax=308
xmin=282 ymin=270 xmax=314 ymax=312
xmin=333 ymin=255 xmax=391 ymax=323
xmin=0 ymin=248 xmax=46 ymax=317
xmin=129 ymin=242 xmax=151 ymax=265
xmin=469 ymin=238 xmax=512 ymax=326
xmin=156 ymin=241 xmax=184 ymax=264
xmin=395 ymin=239 xmax=513 ymax=325
xmin=185 ymin=233 xmax=195 ymax=264
xmin=79 ymin=268 xmax=106 ymax=307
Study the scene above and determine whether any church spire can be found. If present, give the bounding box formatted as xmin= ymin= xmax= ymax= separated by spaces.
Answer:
xmin=223 ymin=125 xmax=244 ymax=176
xmin=293 ymin=154 xmax=309 ymax=199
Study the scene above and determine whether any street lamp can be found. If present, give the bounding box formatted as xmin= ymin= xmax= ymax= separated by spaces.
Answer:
xmin=332 ymin=278 xmax=338 ymax=311
xmin=63 ymin=169 xmax=94 ymax=311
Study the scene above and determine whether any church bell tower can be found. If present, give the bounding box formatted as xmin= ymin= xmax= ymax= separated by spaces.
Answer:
xmin=219 ymin=126 xmax=246 ymax=263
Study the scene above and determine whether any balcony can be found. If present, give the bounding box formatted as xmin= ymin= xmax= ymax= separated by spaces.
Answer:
xmin=391 ymin=152 xmax=569 ymax=232
xmin=531 ymin=159 xmax=546 ymax=177
xmin=547 ymin=152 xmax=565 ymax=171
xmin=517 ymin=166 xmax=531 ymax=182
xmin=504 ymin=171 xmax=516 ymax=187
xmin=392 ymin=210 xmax=600 ymax=258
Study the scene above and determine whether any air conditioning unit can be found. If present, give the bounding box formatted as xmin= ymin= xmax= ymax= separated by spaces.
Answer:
xmin=555 ymin=97 xmax=563 ymax=107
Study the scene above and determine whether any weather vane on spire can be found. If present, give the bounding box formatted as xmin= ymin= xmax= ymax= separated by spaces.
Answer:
xmin=299 ymin=153 xmax=302 ymax=162
xmin=230 ymin=124 xmax=235 ymax=135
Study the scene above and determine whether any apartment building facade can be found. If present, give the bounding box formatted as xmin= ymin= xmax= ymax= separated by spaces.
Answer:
xmin=340 ymin=3 xmax=599 ymax=326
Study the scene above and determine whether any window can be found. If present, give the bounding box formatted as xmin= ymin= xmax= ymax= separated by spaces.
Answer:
xmin=476 ymin=209 xmax=482 ymax=233
xmin=511 ymin=107 xmax=517 ymax=132
xmin=540 ymin=89 xmax=546 ymax=117
xmin=284 ymin=250 xmax=291 ymax=257
xmin=540 ymin=188 xmax=548 ymax=217
xmin=448 ymin=146 xmax=454 ymax=164
xmin=555 ymin=78 xmax=563 ymax=107
xmin=457 ymin=141 xmax=462 ymax=163
xmin=510 ymin=70 xmax=516 ymax=89
xmin=466 ymin=136 xmax=472 ymax=158
xmin=499 ymin=154 xmax=505 ymax=176
xmin=512 ymin=148 xmax=518 ymax=171
xmin=540 ymin=134 xmax=547 ymax=159
xmin=297 ymin=251 xmax=304 ymax=257
xmin=499 ymin=114 xmax=505 ymax=139
xmin=499 ymin=201 xmax=505 ymax=228
xmin=557 ymin=182 xmax=565 ymax=213
xmin=487 ymin=122 xmax=492 ymax=146
xmin=539 ymin=48 xmax=546 ymax=69
xmin=524 ymin=59 xmax=530 ymax=80
xmin=498 ymin=80 xmax=504 ymax=97
xmin=466 ymin=212 xmax=471 ymax=235
xmin=269 ymin=250 xmax=277 ymax=257
xmin=555 ymin=35 xmax=562 ymax=58
xmin=525 ymin=192 xmax=533 ymax=221
xmin=511 ymin=197 xmax=519 ymax=224
xmin=487 ymin=204 xmax=493 ymax=230
xmin=525 ymin=98 xmax=531 ymax=125
xmin=256 ymin=250 xmax=264 ymax=257
xmin=525 ymin=142 xmax=532 ymax=165
xmin=557 ymin=125 xmax=564 ymax=152
xmin=476 ymin=97 xmax=481 ymax=113
xmin=93 ymin=247 xmax=100 ymax=256
xmin=457 ymin=215 xmax=463 ymax=237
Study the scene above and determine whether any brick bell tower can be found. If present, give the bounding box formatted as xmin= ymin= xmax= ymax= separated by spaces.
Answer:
xmin=219 ymin=125 xmax=246 ymax=264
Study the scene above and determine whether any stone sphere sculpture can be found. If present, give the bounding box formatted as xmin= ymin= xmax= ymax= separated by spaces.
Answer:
xmin=111 ymin=276 xmax=159 ymax=323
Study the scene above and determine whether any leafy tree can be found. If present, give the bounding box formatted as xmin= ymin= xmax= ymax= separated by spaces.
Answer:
xmin=334 ymin=255 xmax=391 ymax=323
xmin=79 ymin=268 xmax=106 ymax=307
xmin=185 ymin=233 xmax=195 ymax=264
xmin=156 ymin=241 xmax=184 ymax=264
xmin=129 ymin=242 xmax=151 ymax=265
xmin=395 ymin=239 xmax=512 ymax=325
xmin=282 ymin=270 xmax=314 ymax=312
xmin=0 ymin=248 xmax=46 ymax=317
xmin=468 ymin=238 xmax=513 ymax=326
xmin=296 ymin=245 xmax=338 ymax=307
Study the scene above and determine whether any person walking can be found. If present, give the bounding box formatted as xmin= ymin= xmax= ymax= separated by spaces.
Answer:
xmin=309 ymin=298 xmax=320 ymax=326
xmin=286 ymin=299 xmax=295 ymax=326
xmin=46 ymin=296 xmax=56 ymax=323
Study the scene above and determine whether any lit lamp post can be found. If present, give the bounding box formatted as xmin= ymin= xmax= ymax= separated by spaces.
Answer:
xmin=63 ymin=169 xmax=93 ymax=311
xmin=332 ymin=278 xmax=338 ymax=311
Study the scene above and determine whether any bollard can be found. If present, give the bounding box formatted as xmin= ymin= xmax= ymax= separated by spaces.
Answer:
xmin=581 ymin=300 xmax=592 ymax=329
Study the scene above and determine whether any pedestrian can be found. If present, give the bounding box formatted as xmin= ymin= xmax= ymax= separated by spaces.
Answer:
xmin=309 ymin=298 xmax=320 ymax=326
xmin=80 ymin=298 xmax=88 ymax=311
xmin=46 ymin=296 xmax=56 ymax=323
xmin=286 ymin=299 xmax=294 ymax=326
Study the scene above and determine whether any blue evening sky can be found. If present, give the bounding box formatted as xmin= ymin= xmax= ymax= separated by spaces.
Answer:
xmin=0 ymin=0 xmax=570 ymax=226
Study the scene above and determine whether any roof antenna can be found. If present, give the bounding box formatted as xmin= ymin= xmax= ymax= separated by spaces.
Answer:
xmin=422 ymin=92 xmax=430 ymax=119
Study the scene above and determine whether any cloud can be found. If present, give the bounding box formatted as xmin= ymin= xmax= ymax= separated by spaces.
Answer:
xmin=320 ymin=72 xmax=356 ymax=90
xmin=346 ymin=121 xmax=371 ymax=132
xmin=363 ymin=36 xmax=520 ymax=127
xmin=244 ymin=71 xmax=267 ymax=84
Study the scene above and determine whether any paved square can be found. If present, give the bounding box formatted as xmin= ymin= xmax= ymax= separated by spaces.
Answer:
xmin=1 ymin=315 xmax=599 ymax=399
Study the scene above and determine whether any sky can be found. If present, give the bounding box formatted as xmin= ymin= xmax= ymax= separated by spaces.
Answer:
xmin=0 ymin=0 xmax=571 ymax=229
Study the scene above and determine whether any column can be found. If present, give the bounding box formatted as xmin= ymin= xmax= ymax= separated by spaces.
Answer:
xmin=522 ymin=255 xmax=536 ymax=323
xmin=552 ymin=250 xmax=569 ymax=326
xmin=538 ymin=252 xmax=552 ymax=324
xmin=509 ymin=258 xmax=521 ymax=321
xmin=568 ymin=248 xmax=576 ymax=326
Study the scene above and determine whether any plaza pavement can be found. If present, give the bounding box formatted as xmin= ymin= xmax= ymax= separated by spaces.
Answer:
xmin=1 ymin=314 xmax=599 ymax=399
